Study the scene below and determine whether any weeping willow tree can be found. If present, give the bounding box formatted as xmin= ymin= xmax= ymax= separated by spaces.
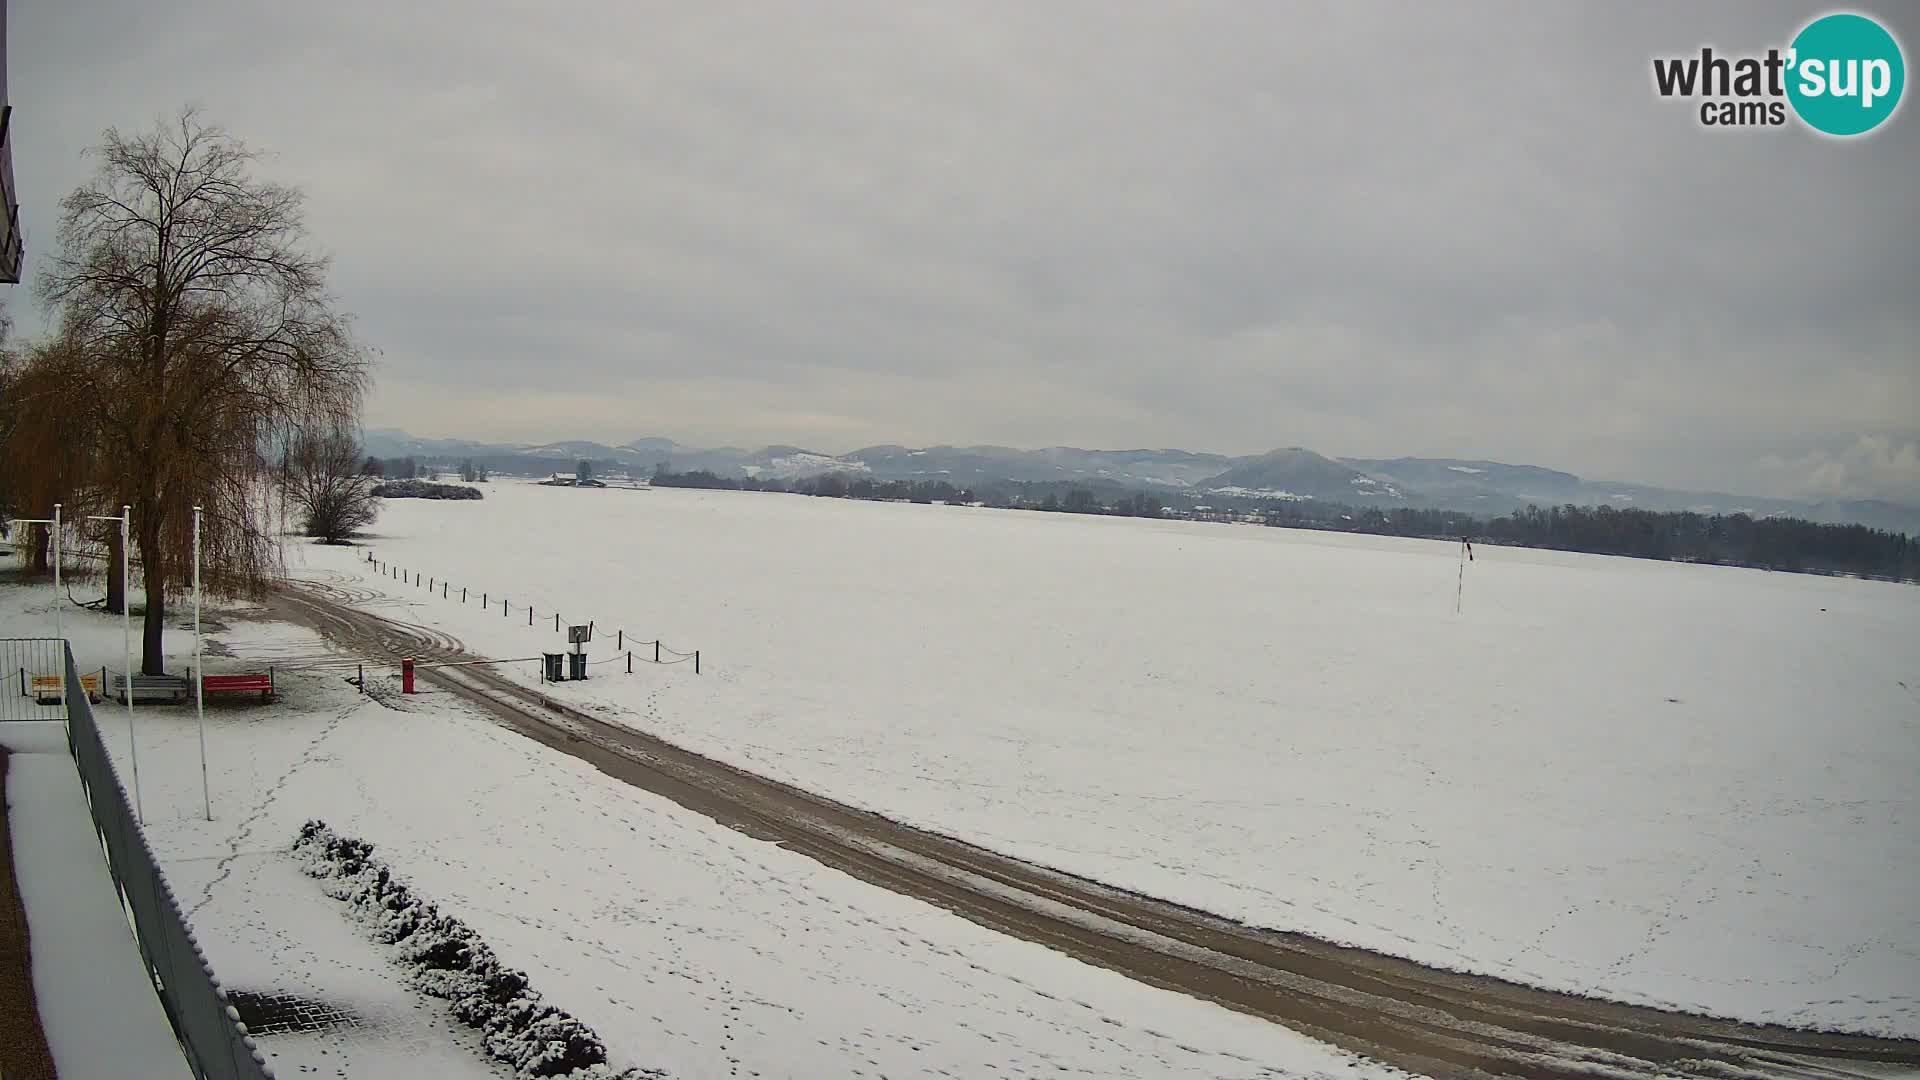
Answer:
xmin=39 ymin=108 xmax=371 ymax=673
xmin=0 ymin=329 xmax=114 ymax=579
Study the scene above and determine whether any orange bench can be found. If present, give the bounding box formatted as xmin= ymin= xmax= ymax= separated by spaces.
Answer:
xmin=30 ymin=673 xmax=103 ymax=704
xmin=200 ymin=672 xmax=275 ymax=701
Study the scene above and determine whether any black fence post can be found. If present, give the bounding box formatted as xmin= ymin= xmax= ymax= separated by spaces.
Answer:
xmin=463 ymin=587 xmax=468 ymax=603
xmin=554 ymin=613 xmax=560 ymax=632
xmin=529 ymin=607 xmax=534 ymax=626
xmin=626 ymin=651 xmax=632 ymax=674
xmin=358 ymin=664 xmax=364 ymax=693
xmin=694 ymin=650 xmax=700 ymax=675
xmin=654 ymin=640 xmax=661 ymax=663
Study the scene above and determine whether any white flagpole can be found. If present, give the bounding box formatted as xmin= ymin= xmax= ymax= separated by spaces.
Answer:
xmin=10 ymin=511 xmax=65 ymax=710
xmin=1455 ymin=539 xmax=1467 ymax=615
xmin=194 ymin=506 xmax=210 ymax=821
xmin=123 ymin=507 xmax=141 ymax=823
xmin=53 ymin=504 xmax=63 ymax=713
xmin=51 ymin=504 xmax=62 ymax=657
xmin=86 ymin=508 xmax=141 ymax=821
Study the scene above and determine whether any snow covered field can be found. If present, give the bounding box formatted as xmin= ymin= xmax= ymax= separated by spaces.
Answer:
xmin=0 ymin=586 xmax=1381 ymax=1079
xmin=294 ymin=479 xmax=1919 ymax=1037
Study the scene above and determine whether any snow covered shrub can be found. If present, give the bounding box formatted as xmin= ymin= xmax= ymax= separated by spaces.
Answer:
xmin=398 ymin=912 xmax=488 ymax=973
xmin=293 ymin=821 xmax=664 ymax=1079
xmin=493 ymin=1006 xmax=613 ymax=1077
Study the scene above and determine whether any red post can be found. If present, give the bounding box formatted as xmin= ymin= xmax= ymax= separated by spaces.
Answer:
xmin=402 ymin=657 xmax=416 ymax=695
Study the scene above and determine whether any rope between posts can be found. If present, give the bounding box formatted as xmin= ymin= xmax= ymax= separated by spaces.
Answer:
xmin=359 ymin=554 xmax=703 ymax=672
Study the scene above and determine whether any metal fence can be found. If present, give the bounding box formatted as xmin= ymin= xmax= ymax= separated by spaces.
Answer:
xmin=60 ymin=643 xmax=278 ymax=1080
xmin=0 ymin=636 xmax=77 ymax=721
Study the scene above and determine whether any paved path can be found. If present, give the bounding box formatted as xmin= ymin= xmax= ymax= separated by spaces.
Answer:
xmin=0 ymin=746 xmax=57 ymax=1080
xmin=0 ymin=722 xmax=193 ymax=1080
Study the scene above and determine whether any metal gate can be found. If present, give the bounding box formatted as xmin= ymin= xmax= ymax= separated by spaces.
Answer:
xmin=0 ymin=636 xmax=90 ymax=721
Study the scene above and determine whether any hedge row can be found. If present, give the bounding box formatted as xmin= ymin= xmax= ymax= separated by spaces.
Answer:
xmin=294 ymin=820 xmax=663 ymax=1079
xmin=369 ymin=479 xmax=485 ymax=500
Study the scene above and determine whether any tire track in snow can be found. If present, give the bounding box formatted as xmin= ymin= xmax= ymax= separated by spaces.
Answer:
xmin=271 ymin=581 xmax=1920 ymax=1080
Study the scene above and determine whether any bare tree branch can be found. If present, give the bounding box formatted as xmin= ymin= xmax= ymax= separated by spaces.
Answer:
xmin=23 ymin=106 xmax=373 ymax=673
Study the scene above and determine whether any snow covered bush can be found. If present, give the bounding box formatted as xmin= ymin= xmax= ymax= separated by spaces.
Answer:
xmin=294 ymin=820 xmax=665 ymax=1079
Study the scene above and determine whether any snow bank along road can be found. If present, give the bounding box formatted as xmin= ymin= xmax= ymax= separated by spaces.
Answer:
xmin=273 ymin=577 xmax=1920 ymax=1080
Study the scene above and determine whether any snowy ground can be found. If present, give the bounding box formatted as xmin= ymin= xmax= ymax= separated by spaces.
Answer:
xmin=1 ymin=721 xmax=194 ymax=1080
xmin=0 ymin=586 xmax=1384 ymax=1079
xmin=289 ymin=479 xmax=1919 ymax=1037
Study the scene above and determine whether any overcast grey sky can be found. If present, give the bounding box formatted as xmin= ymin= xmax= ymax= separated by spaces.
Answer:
xmin=10 ymin=2 xmax=1918 ymax=499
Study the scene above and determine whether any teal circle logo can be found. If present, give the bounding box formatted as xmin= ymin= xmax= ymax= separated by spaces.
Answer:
xmin=1786 ymin=13 xmax=1905 ymax=136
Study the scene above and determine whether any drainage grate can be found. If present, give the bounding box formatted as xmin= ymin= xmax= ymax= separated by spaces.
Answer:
xmin=225 ymin=989 xmax=359 ymax=1035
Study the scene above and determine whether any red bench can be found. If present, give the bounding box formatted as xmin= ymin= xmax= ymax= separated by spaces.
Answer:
xmin=200 ymin=671 xmax=275 ymax=701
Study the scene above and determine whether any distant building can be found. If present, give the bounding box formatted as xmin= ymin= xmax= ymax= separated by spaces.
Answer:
xmin=0 ymin=0 xmax=22 ymax=283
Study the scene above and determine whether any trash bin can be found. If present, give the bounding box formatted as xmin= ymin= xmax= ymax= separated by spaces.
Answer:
xmin=542 ymin=653 xmax=564 ymax=682
xmin=567 ymin=652 xmax=587 ymax=681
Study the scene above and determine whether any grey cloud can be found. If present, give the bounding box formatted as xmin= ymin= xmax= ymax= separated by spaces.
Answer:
xmin=10 ymin=1 xmax=1917 ymax=500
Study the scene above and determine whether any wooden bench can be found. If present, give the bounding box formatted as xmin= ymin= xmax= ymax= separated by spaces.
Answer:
xmin=199 ymin=671 xmax=275 ymax=702
xmin=30 ymin=673 xmax=103 ymax=704
xmin=110 ymin=674 xmax=191 ymax=705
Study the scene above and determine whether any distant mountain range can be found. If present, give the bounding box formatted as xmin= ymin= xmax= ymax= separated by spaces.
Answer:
xmin=359 ymin=428 xmax=1920 ymax=534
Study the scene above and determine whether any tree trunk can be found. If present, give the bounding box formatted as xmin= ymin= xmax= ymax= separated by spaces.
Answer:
xmin=142 ymin=593 xmax=167 ymax=675
xmin=137 ymin=512 xmax=167 ymax=675
xmin=30 ymin=527 xmax=49 ymax=574
xmin=105 ymin=529 xmax=126 ymax=614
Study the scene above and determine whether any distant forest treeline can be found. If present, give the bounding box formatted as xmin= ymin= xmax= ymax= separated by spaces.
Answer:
xmin=650 ymin=468 xmax=1918 ymax=583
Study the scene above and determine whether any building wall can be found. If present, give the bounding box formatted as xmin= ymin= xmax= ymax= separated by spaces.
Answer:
xmin=0 ymin=0 xmax=21 ymax=285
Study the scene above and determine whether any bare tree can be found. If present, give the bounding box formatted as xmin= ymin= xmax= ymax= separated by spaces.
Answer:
xmin=40 ymin=108 xmax=371 ymax=673
xmin=283 ymin=429 xmax=379 ymax=542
